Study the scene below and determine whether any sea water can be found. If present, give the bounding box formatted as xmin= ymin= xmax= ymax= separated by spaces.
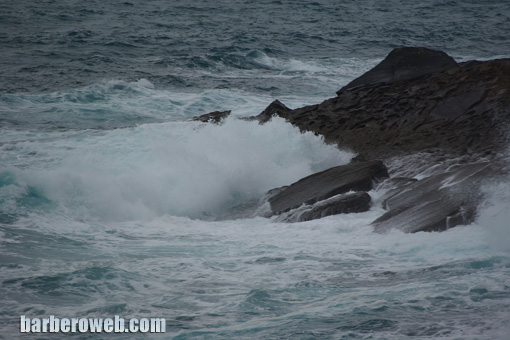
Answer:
xmin=1 ymin=1 xmax=510 ymax=339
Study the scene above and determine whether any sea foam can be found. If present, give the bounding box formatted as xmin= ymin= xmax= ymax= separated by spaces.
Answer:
xmin=8 ymin=117 xmax=352 ymax=222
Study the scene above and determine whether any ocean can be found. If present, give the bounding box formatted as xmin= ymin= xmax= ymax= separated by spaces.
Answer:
xmin=1 ymin=0 xmax=510 ymax=339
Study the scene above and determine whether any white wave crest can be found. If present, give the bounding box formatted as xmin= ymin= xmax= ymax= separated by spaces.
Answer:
xmin=11 ymin=117 xmax=353 ymax=221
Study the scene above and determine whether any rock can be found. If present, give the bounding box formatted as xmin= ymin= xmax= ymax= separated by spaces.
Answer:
xmin=205 ymin=47 xmax=510 ymax=232
xmin=371 ymin=162 xmax=494 ymax=233
xmin=276 ymin=53 xmax=510 ymax=160
xmin=338 ymin=47 xmax=458 ymax=93
xmin=376 ymin=177 xmax=419 ymax=209
xmin=192 ymin=110 xmax=231 ymax=124
xmin=297 ymin=192 xmax=372 ymax=222
xmin=268 ymin=160 xmax=389 ymax=215
xmin=245 ymin=100 xmax=292 ymax=123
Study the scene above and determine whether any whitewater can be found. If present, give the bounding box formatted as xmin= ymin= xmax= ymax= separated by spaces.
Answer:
xmin=2 ymin=0 xmax=510 ymax=339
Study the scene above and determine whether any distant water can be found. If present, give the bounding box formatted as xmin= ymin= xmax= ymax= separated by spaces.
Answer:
xmin=1 ymin=1 xmax=510 ymax=339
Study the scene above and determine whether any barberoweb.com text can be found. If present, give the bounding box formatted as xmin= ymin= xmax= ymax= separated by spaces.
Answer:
xmin=20 ymin=315 xmax=165 ymax=333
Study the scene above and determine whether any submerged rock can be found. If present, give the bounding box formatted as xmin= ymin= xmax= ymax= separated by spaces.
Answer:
xmin=268 ymin=160 xmax=388 ymax=215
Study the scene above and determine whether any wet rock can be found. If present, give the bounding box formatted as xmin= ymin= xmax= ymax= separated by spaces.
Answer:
xmin=192 ymin=110 xmax=231 ymax=124
xmin=268 ymin=160 xmax=388 ymax=215
xmin=275 ymin=50 xmax=510 ymax=160
xmin=246 ymin=100 xmax=292 ymax=123
xmin=213 ymin=47 xmax=510 ymax=231
xmin=371 ymin=162 xmax=494 ymax=233
xmin=296 ymin=192 xmax=372 ymax=222
xmin=338 ymin=47 xmax=458 ymax=93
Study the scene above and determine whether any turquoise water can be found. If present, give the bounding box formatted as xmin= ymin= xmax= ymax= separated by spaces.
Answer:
xmin=1 ymin=0 xmax=510 ymax=338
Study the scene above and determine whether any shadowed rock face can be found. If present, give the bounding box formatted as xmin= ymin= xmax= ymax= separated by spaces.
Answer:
xmin=268 ymin=160 xmax=388 ymax=215
xmin=338 ymin=47 xmax=458 ymax=92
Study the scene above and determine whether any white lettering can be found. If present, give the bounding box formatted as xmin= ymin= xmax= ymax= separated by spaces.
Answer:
xmin=49 ymin=315 xmax=59 ymax=332
xmin=31 ymin=318 xmax=41 ymax=333
xmin=115 ymin=315 xmax=125 ymax=332
xmin=71 ymin=318 xmax=79 ymax=332
xmin=129 ymin=318 xmax=138 ymax=333
xmin=78 ymin=318 xmax=88 ymax=333
xmin=61 ymin=318 xmax=70 ymax=332
xmin=151 ymin=318 xmax=166 ymax=333
xmin=20 ymin=315 xmax=30 ymax=333
xmin=104 ymin=318 xmax=113 ymax=333
xmin=89 ymin=318 xmax=103 ymax=332
xmin=42 ymin=318 xmax=49 ymax=333
xmin=19 ymin=315 xmax=166 ymax=333
xmin=139 ymin=318 xmax=149 ymax=333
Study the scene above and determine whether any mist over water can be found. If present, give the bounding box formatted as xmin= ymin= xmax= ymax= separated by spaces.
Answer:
xmin=1 ymin=0 xmax=510 ymax=339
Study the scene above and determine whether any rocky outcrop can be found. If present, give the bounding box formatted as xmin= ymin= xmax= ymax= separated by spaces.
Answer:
xmin=273 ymin=50 xmax=510 ymax=160
xmin=206 ymin=47 xmax=508 ymax=230
xmin=268 ymin=160 xmax=388 ymax=215
xmin=247 ymin=100 xmax=292 ymax=123
xmin=192 ymin=110 xmax=231 ymax=124
xmin=255 ymin=47 xmax=510 ymax=231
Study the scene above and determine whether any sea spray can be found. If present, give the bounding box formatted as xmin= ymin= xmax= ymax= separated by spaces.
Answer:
xmin=478 ymin=179 xmax=510 ymax=252
xmin=4 ymin=117 xmax=353 ymax=222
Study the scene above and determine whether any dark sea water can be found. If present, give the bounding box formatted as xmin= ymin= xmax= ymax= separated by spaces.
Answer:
xmin=1 ymin=1 xmax=510 ymax=339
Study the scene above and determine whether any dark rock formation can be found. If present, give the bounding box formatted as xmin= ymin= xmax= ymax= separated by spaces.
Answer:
xmin=192 ymin=110 xmax=231 ymax=124
xmin=272 ymin=50 xmax=510 ymax=160
xmin=298 ymin=192 xmax=372 ymax=222
xmin=372 ymin=162 xmax=496 ymax=233
xmin=246 ymin=100 xmax=292 ymax=123
xmin=338 ymin=47 xmax=458 ymax=92
xmin=258 ymin=47 xmax=509 ymax=231
xmin=268 ymin=160 xmax=388 ymax=215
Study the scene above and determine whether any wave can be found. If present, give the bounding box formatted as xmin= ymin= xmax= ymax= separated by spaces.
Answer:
xmin=1 ymin=117 xmax=353 ymax=222
xmin=245 ymin=50 xmax=327 ymax=73
xmin=179 ymin=50 xmax=380 ymax=97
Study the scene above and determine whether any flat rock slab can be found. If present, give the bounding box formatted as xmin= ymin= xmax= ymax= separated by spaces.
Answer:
xmin=298 ymin=192 xmax=371 ymax=222
xmin=269 ymin=160 xmax=388 ymax=214
xmin=372 ymin=162 xmax=493 ymax=233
